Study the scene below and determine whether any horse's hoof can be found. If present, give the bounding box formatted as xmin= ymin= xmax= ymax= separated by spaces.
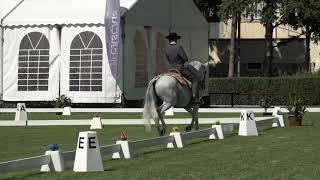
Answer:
xmin=160 ymin=129 xmax=166 ymax=136
xmin=185 ymin=125 xmax=192 ymax=132
xmin=159 ymin=129 xmax=166 ymax=136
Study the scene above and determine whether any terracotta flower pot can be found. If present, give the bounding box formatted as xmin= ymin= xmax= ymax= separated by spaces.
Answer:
xmin=287 ymin=115 xmax=302 ymax=126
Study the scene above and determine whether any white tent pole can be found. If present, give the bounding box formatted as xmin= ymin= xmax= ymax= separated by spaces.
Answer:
xmin=0 ymin=0 xmax=25 ymax=100
xmin=1 ymin=0 xmax=25 ymax=24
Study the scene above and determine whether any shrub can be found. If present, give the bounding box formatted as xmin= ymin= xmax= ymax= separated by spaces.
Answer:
xmin=287 ymin=94 xmax=307 ymax=117
xmin=209 ymin=76 xmax=320 ymax=105
xmin=258 ymin=97 xmax=272 ymax=112
xmin=54 ymin=95 xmax=72 ymax=108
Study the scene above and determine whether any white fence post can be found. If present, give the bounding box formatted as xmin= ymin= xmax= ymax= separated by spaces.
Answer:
xmin=167 ymin=132 xmax=183 ymax=148
xmin=209 ymin=125 xmax=224 ymax=139
xmin=40 ymin=150 xmax=64 ymax=172
xmin=112 ymin=140 xmax=131 ymax=159
xmin=272 ymin=107 xmax=285 ymax=127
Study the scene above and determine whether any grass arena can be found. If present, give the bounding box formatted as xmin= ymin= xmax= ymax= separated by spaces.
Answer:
xmin=0 ymin=111 xmax=320 ymax=179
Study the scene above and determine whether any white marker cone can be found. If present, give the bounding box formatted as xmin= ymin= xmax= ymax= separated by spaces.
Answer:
xmin=73 ymin=131 xmax=104 ymax=172
xmin=238 ymin=110 xmax=258 ymax=136
xmin=90 ymin=117 xmax=102 ymax=129
xmin=15 ymin=103 xmax=27 ymax=121
xmin=62 ymin=106 xmax=71 ymax=116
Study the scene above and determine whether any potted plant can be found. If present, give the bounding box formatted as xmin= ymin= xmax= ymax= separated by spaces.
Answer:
xmin=286 ymin=95 xmax=307 ymax=126
xmin=258 ymin=97 xmax=272 ymax=115
xmin=54 ymin=95 xmax=72 ymax=115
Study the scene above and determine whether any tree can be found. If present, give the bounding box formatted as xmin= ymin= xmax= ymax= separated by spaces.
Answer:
xmin=193 ymin=0 xmax=221 ymax=22
xmin=255 ymin=0 xmax=287 ymax=76
xmin=219 ymin=0 xmax=254 ymax=77
xmin=282 ymin=0 xmax=320 ymax=72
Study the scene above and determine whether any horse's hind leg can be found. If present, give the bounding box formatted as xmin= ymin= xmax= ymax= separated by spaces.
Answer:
xmin=157 ymin=102 xmax=173 ymax=136
xmin=154 ymin=117 xmax=162 ymax=136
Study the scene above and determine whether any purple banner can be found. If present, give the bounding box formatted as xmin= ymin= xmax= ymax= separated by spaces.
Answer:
xmin=105 ymin=0 xmax=121 ymax=79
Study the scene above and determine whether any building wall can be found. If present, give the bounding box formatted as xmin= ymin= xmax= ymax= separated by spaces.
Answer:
xmin=209 ymin=21 xmax=304 ymax=40
xmin=209 ymin=39 xmax=305 ymax=77
xmin=209 ymin=21 xmax=320 ymax=74
xmin=310 ymin=42 xmax=320 ymax=72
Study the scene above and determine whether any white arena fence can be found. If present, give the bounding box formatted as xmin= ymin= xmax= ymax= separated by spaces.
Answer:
xmin=0 ymin=117 xmax=280 ymax=174
xmin=0 ymin=117 xmax=276 ymax=126
xmin=0 ymin=103 xmax=285 ymax=126
xmin=0 ymin=107 xmax=319 ymax=113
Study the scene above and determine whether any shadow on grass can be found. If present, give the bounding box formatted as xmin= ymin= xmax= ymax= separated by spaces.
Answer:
xmin=1 ymin=170 xmax=42 ymax=180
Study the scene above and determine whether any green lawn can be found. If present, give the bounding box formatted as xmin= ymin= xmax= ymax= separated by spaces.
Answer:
xmin=0 ymin=113 xmax=320 ymax=179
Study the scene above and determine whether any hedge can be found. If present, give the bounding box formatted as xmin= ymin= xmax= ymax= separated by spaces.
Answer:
xmin=208 ymin=76 xmax=320 ymax=106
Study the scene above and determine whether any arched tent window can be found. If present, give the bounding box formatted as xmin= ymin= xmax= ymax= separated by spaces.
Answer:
xmin=70 ymin=31 xmax=103 ymax=91
xmin=134 ymin=31 xmax=148 ymax=88
xmin=155 ymin=32 xmax=168 ymax=75
xmin=18 ymin=32 xmax=49 ymax=91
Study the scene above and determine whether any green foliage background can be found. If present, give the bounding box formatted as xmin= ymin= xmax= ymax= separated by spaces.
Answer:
xmin=209 ymin=76 xmax=320 ymax=105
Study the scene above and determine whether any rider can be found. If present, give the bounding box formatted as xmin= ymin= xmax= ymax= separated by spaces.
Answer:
xmin=166 ymin=44 xmax=203 ymax=104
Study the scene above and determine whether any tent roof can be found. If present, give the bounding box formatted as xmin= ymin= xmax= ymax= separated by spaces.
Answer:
xmin=2 ymin=0 xmax=137 ymax=27
xmin=126 ymin=0 xmax=208 ymax=28
xmin=2 ymin=0 xmax=207 ymax=28
xmin=0 ymin=0 xmax=21 ymax=21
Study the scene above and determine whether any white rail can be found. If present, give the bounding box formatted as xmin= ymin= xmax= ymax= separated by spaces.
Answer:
xmin=0 ymin=107 xmax=298 ymax=113
xmin=0 ymin=117 xmax=274 ymax=126
xmin=1 ymin=107 xmax=319 ymax=113
xmin=0 ymin=155 xmax=50 ymax=173
xmin=130 ymin=136 xmax=175 ymax=150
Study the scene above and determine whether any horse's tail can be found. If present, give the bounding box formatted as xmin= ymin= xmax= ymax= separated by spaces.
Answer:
xmin=143 ymin=77 xmax=159 ymax=132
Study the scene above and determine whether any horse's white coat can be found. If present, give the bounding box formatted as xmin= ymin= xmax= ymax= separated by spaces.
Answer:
xmin=143 ymin=61 xmax=207 ymax=136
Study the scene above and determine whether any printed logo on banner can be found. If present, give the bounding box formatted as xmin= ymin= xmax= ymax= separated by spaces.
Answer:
xmin=105 ymin=0 xmax=121 ymax=79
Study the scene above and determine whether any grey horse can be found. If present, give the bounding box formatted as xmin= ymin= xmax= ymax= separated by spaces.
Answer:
xmin=143 ymin=61 xmax=207 ymax=136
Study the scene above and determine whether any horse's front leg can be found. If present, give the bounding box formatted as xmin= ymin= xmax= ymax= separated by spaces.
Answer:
xmin=184 ymin=106 xmax=195 ymax=132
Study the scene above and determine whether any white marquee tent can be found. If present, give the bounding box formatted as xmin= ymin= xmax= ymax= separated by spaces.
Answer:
xmin=1 ymin=0 xmax=208 ymax=103
xmin=0 ymin=0 xmax=21 ymax=100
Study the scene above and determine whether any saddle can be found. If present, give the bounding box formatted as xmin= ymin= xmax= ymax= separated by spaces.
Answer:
xmin=165 ymin=69 xmax=192 ymax=88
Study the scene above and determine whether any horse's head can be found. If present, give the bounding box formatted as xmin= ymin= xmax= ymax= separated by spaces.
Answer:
xmin=188 ymin=61 xmax=207 ymax=89
xmin=199 ymin=63 xmax=207 ymax=89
